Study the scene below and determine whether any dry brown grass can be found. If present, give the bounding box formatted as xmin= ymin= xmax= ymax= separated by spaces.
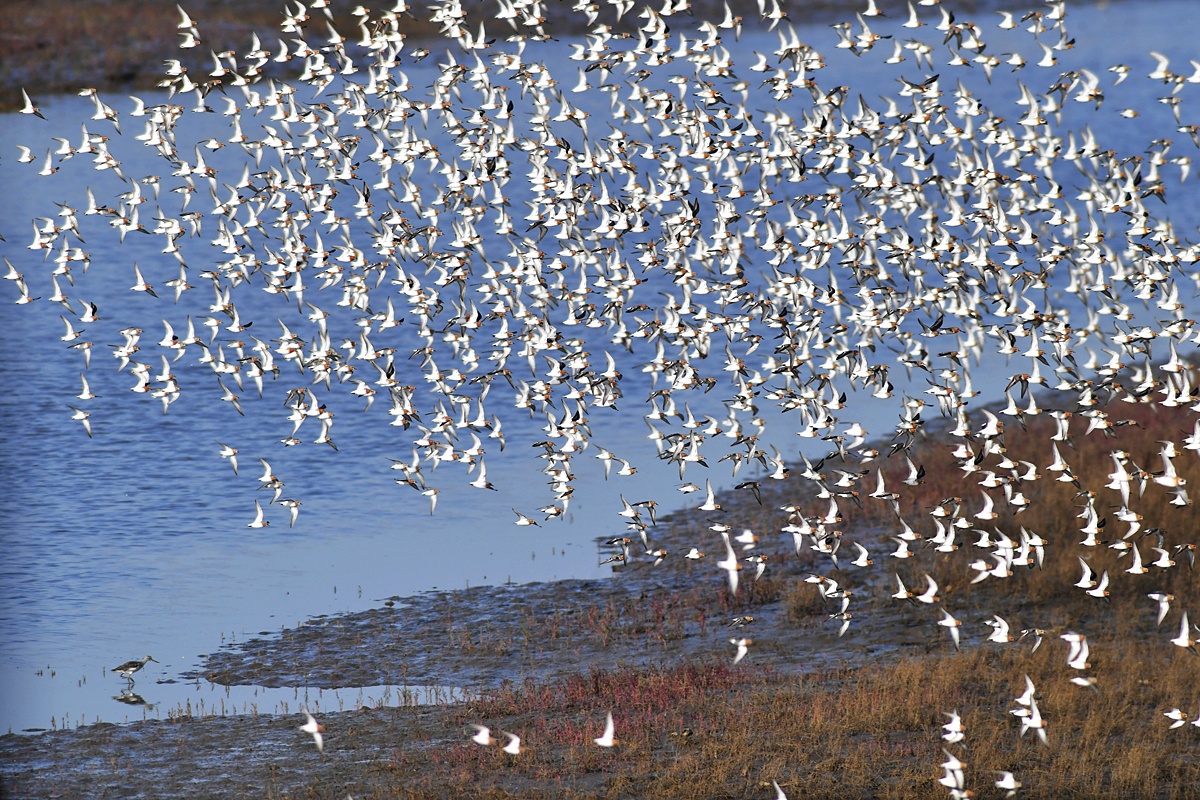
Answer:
xmin=725 ymin=396 xmax=1200 ymax=612
xmin=356 ymin=639 xmax=1200 ymax=800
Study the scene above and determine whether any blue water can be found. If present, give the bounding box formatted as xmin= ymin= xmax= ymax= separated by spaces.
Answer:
xmin=2 ymin=0 xmax=1200 ymax=734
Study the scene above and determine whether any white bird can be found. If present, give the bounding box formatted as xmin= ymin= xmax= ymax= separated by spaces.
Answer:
xmin=942 ymin=710 xmax=964 ymax=743
xmin=500 ymin=731 xmax=522 ymax=754
xmin=131 ymin=263 xmax=157 ymax=297
xmin=1170 ymin=611 xmax=1197 ymax=654
xmin=217 ymin=442 xmax=238 ymax=475
xmin=77 ymin=373 xmax=99 ymax=401
xmin=938 ymin=608 xmax=962 ymax=649
xmin=20 ymin=88 xmax=46 ymax=119
xmin=1020 ymin=696 xmax=1048 ymax=745
xmin=299 ymin=711 xmax=324 ymax=752
xmin=730 ymin=636 xmax=751 ymax=664
xmin=995 ymin=770 xmax=1022 ymax=797
xmin=1075 ymin=557 xmax=1097 ymax=589
xmin=1085 ymin=570 xmax=1110 ymax=602
xmin=847 ymin=542 xmax=872 ymax=567
xmin=916 ymin=574 xmax=940 ymax=604
xmin=1149 ymin=592 xmax=1174 ymax=626
xmin=717 ymin=531 xmax=741 ymax=594
xmin=1062 ymin=632 xmax=1090 ymax=670
xmin=248 ymin=499 xmax=269 ymax=528
xmin=985 ymin=615 xmax=1014 ymax=643
xmin=594 ymin=711 xmax=616 ymax=747
xmin=279 ymin=499 xmax=301 ymax=528
xmin=513 ymin=508 xmax=539 ymax=526
xmin=67 ymin=405 xmax=92 ymax=437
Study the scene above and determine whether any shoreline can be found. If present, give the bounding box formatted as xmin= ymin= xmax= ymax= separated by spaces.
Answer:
xmin=0 ymin=0 xmax=1068 ymax=113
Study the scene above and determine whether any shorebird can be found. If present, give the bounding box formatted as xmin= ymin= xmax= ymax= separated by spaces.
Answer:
xmin=112 ymin=655 xmax=156 ymax=684
xmin=217 ymin=442 xmax=238 ymax=475
xmin=247 ymin=500 xmax=269 ymax=528
xmin=500 ymin=731 xmax=523 ymax=754
xmin=1170 ymin=611 xmax=1197 ymax=654
xmin=942 ymin=711 xmax=965 ymax=744
xmin=594 ymin=711 xmax=617 ymax=747
xmin=279 ymin=499 xmax=302 ymax=527
xmin=995 ymin=771 xmax=1022 ymax=797
xmin=513 ymin=509 xmax=539 ymax=526
xmin=730 ymin=636 xmax=751 ymax=664
xmin=67 ymin=405 xmax=92 ymax=437
xmin=1021 ymin=697 xmax=1049 ymax=746
xmin=20 ymin=88 xmax=45 ymax=119
xmin=1149 ymin=593 xmax=1174 ymax=626
xmin=299 ymin=711 xmax=324 ymax=752
xmin=938 ymin=609 xmax=963 ymax=650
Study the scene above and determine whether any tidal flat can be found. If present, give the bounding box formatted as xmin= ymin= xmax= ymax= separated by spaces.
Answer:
xmin=5 ymin=403 xmax=1200 ymax=798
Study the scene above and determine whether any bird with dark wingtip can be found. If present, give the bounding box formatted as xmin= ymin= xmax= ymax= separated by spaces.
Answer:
xmin=112 ymin=655 xmax=156 ymax=685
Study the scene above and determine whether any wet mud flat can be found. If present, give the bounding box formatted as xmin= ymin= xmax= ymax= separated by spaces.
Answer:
xmin=4 ymin=637 xmax=1200 ymax=800
xmin=6 ymin=537 xmax=1200 ymax=799
xmin=0 ymin=519 xmax=955 ymax=799
xmin=8 ymin=406 xmax=1200 ymax=798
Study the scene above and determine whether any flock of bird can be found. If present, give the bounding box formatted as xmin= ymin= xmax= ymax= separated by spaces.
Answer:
xmin=8 ymin=0 xmax=1200 ymax=791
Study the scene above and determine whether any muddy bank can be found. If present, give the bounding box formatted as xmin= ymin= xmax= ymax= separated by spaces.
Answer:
xmin=5 ymin=642 xmax=1199 ymax=800
xmin=181 ymin=481 xmax=970 ymax=692
xmin=1 ymin=0 xmax=1052 ymax=112
xmin=0 ymin=701 xmax=468 ymax=800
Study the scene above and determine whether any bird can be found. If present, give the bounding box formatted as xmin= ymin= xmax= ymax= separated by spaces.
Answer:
xmin=217 ymin=442 xmax=238 ymax=475
xmin=247 ymin=500 xmax=269 ymax=528
xmin=942 ymin=710 xmax=965 ymax=743
xmin=500 ymin=731 xmax=523 ymax=754
xmin=1021 ymin=696 xmax=1049 ymax=746
xmin=594 ymin=711 xmax=617 ymax=747
xmin=67 ymin=405 xmax=92 ymax=437
xmin=916 ymin=574 xmax=940 ymax=604
xmin=279 ymin=499 xmax=302 ymax=528
xmin=112 ymin=655 xmax=156 ymax=684
xmin=1170 ymin=611 xmax=1197 ymax=654
xmin=299 ymin=711 xmax=324 ymax=752
xmin=131 ymin=264 xmax=157 ymax=297
xmin=938 ymin=609 xmax=963 ymax=650
xmin=698 ymin=479 xmax=721 ymax=512
xmin=77 ymin=374 xmax=99 ymax=401
xmin=1149 ymin=593 xmax=1174 ymax=626
xmin=20 ymin=88 xmax=46 ymax=119
xmin=1165 ymin=708 xmax=1189 ymax=729
xmin=995 ymin=771 xmax=1022 ymax=797
xmin=1062 ymin=632 xmax=1090 ymax=670
xmin=730 ymin=636 xmax=751 ymax=664
xmin=470 ymin=724 xmax=495 ymax=745
xmin=717 ymin=531 xmax=741 ymax=594
xmin=513 ymin=509 xmax=539 ymax=526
